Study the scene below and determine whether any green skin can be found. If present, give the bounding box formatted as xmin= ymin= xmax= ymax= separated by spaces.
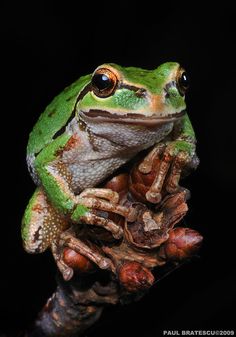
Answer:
xmin=22 ymin=62 xmax=196 ymax=265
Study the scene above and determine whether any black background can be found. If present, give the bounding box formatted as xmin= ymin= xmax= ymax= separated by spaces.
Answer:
xmin=0 ymin=1 xmax=236 ymax=336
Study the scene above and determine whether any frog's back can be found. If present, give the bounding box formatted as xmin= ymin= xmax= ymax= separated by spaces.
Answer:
xmin=27 ymin=74 xmax=91 ymax=156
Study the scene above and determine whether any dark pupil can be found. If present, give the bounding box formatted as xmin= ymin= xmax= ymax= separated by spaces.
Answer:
xmin=92 ymin=73 xmax=112 ymax=91
xmin=180 ymin=72 xmax=189 ymax=88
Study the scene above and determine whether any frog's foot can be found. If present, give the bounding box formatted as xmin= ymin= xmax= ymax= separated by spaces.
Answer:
xmin=141 ymin=141 xmax=196 ymax=204
xmin=79 ymin=212 xmax=123 ymax=239
xmin=60 ymin=231 xmax=112 ymax=270
xmin=138 ymin=143 xmax=166 ymax=174
xmin=74 ymin=188 xmax=137 ymax=239
xmin=51 ymin=241 xmax=74 ymax=281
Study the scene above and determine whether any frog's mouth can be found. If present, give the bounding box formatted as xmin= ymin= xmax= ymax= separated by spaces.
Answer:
xmin=81 ymin=109 xmax=186 ymax=126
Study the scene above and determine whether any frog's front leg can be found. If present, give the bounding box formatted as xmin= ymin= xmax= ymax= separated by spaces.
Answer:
xmin=73 ymin=188 xmax=136 ymax=238
xmin=34 ymin=134 xmax=133 ymax=225
xmin=23 ymin=135 xmax=135 ymax=277
xmin=139 ymin=114 xmax=198 ymax=203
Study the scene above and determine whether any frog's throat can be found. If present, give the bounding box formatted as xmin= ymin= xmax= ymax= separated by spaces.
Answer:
xmin=80 ymin=109 xmax=186 ymax=126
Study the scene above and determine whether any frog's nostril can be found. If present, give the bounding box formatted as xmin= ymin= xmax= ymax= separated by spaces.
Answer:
xmin=135 ymin=88 xmax=146 ymax=98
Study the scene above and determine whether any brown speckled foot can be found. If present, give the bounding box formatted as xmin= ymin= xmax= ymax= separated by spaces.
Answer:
xmin=146 ymin=156 xmax=172 ymax=203
xmin=138 ymin=143 xmax=165 ymax=174
xmin=165 ymin=156 xmax=183 ymax=193
xmin=80 ymin=212 xmax=124 ymax=239
xmin=60 ymin=233 xmax=112 ymax=270
xmin=77 ymin=188 xmax=137 ymax=224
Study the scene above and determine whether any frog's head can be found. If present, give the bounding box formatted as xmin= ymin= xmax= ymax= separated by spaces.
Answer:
xmin=78 ymin=62 xmax=189 ymax=126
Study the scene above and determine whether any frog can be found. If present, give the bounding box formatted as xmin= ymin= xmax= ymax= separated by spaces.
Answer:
xmin=21 ymin=62 xmax=197 ymax=280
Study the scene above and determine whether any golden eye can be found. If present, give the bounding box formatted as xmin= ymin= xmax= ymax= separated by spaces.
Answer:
xmin=177 ymin=68 xmax=190 ymax=96
xmin=91 ymin=68 xmax=117 ymax=98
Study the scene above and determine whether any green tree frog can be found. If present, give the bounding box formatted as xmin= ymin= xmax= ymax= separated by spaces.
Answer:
xmin=22 ymin=62 xmax=197 ymax=280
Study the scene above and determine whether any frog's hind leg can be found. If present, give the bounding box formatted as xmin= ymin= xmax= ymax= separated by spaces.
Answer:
xmin=21 ymin=187 xmax=112 ymax=280
xmin=21 ymin=187 xmax=69 ymax=254
xmin=22 ymin=187 xmax=74 ymax=279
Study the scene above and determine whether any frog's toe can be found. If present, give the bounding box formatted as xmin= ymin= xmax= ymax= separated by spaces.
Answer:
xmin=145 ymin=190 xmax=162 ymax=204
xmin=165 ymin=155 xmax=183 ymax=193
xmin=79 ymin=188 xmax=120 ymax=204
xmin=51 ymin=241 xmax=74 ymax=281
xmin=80 ymin=212 xmax=124 ymax=239
xmin=165 ymin=151 xmax=193 ymax=194
xmin=138 ymin=143 xmax=166 ymax=174
xmin=144 ymin=154 xmax=172 ymax=203
xmin=62 ymin=267 xmax=74 ymax=281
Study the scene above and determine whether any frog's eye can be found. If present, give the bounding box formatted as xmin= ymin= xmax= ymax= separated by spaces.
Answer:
xmin=92 ymin=68 xmax=118 ymax=98
xmin=177 ymin=69 xmax=190 ymax=96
